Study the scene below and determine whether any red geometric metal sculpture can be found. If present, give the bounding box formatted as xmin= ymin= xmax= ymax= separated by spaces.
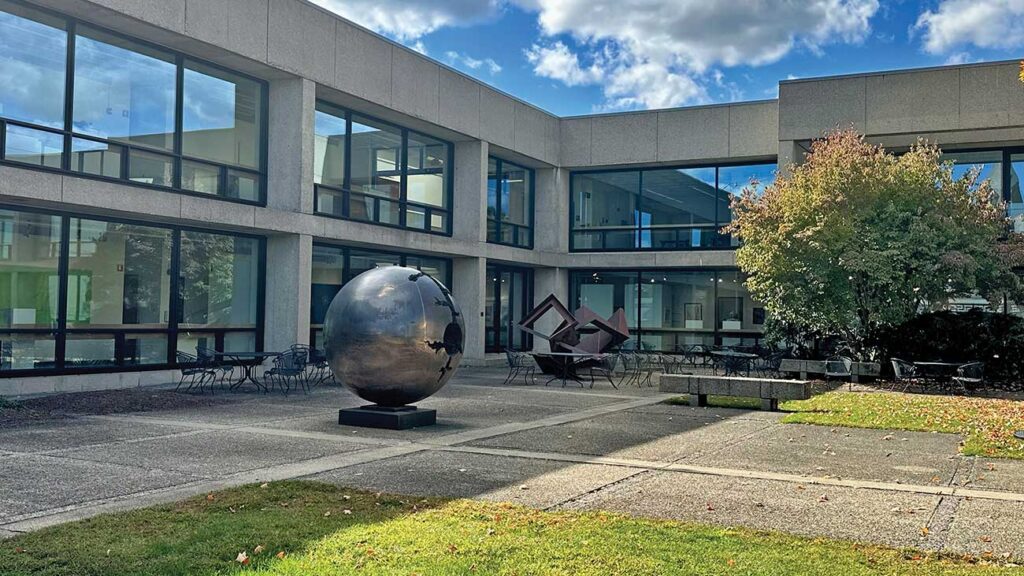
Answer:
xmin=518 ymin=294 xmax=630 ymax=354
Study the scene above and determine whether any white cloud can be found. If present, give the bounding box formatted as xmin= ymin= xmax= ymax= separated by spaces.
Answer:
xmin=916 ymin=0 xmax=1024 ymax=54
xmin=444 ymin=51 xmax=502 ymax=74
xmin=522 ymin=0 xmax=879 ymax=110
xmin=310 ymin=0 xmax=500 ymax=41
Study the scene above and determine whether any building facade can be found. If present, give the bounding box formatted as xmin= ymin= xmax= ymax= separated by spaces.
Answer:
xmin=1 ymin=0 xmax=1023 ymax=395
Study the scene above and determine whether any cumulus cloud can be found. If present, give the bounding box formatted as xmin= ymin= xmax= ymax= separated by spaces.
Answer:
xmin=915 ymin=0 xmax=1024 ymax=54
xmin=310 ymin=0 xmax=500 ymax=41
xmin=523 ymin=0 xmax=878 ymax=110
xmin=444 ymin=51 xmax=502 ymax=74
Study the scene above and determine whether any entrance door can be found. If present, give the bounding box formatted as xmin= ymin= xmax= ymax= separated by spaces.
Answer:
xmin=485 ymin=265 xmax=533 ymax=353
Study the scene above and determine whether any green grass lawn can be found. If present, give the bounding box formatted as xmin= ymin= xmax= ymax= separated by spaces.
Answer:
xmin=0 ymin=481 xmax=1017 ymax=576
xmin=667 ymin=390 xmax=1024 ymax=460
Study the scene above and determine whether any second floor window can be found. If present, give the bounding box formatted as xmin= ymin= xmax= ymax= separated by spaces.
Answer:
xmin=314 ymin=101 xmax=452 ymax=235
xmin=487 ymin=157 xmax=533 ymax=248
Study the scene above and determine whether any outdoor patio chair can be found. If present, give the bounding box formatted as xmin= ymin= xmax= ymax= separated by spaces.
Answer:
xmin=632 ymin=353 xmax=659 ymax=387
xmin=175 ymin=351 xmax=217 ymax=393
xmin=890 ymin=358 xmax=918 ymax=393
xmin=952 ymin=362 xmax=984 ymax=395
xmin=824 ymin=356 xmax=854 ymax=389
xmin=616 ymin=352 xmax=639 ymax=387
xmin=289 ymin=344 xmax=331 ymax=386
xmin=263 ymin=349 xmax=309 ymax=394
xmin=579 ymin=354 xmax=619 ymax=389
xmin=503 ymin=349 xmax=536 ymax=385
xmin=196 ymin=346 xmax=234 ymax=389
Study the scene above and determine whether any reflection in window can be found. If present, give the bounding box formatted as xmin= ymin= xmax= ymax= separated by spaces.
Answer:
xmin=178 ymin=232 xmax=258 ymax=329
xmin=1011 ymin=154 xmax=1024 ymax=233
xmin=0 ymin=1 xmax=66 ymax=129
xmin=943 ymin=151 xmax=1002 ymax=195
xmin=4 ymin=124 xmax=62 ymax=168
xmin=641 ymin=168 xmax=716 ymax=249
xmin=0 ymin=210 xmax=61 ymax=329
xmin=572 ymin=171 xmax=640 ymax=250
xmin=182 ymin=60 xmax=262 ymax=170
xmin=487 ymin=157 xmax=533 ymax=248
xmin=72 ymin=27 xmax=176 ymax=150
xmin=314 ymin=104 xmax=347 ymax=188
xmin=406 ymin=133 xmax=448 ymax=209
xmin=71 ymin=138 xmax=122 ymax=178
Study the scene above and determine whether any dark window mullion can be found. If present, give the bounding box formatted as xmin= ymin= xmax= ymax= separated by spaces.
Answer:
xmin=343 ymin=111 xmax=352 ymax=218
xmin=167 ymin=229 xmax=181 ymax=364
xmin=61 ymin=21 xmax=75 ymax=172
xmin=399 ymin=130 xmax=408 ymax=228
xmin=55 ymin=216 xmax=71 ymax=370
xmin=172 ymin=54 xmax=184 ymax=190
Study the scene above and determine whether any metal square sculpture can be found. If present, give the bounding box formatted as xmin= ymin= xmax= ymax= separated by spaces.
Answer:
xmin=518 ymin=294 xmax=630 ymax=354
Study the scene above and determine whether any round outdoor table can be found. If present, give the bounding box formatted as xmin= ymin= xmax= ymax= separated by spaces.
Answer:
xmin=215 ymin=351 xmax=280 ymax=393
xmin=913 ymin=361 xmax=961 ymax=392
xmin=710 ymin=350 xmax=758 ymax=377
xmin=530 ymin=352 xmax=604 ymax=388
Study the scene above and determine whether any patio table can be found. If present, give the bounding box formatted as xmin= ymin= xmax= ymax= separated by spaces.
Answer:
xmin=214 ymin=351 xmax=280 ymax=393
xmin=710 ymin=350 xmax=758 ymax=377
xmin=530 ymin=352 xmax=605 ymax=388
xmin=913 ymin=361 xmax=961 ymax=392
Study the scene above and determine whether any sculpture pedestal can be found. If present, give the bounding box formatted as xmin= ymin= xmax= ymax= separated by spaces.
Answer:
xmin=338 ymin=405 xmax=436 ymax=430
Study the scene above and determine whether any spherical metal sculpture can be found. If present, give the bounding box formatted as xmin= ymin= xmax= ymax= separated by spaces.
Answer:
xmin=323 ymin=266 xmax=464 ymax=407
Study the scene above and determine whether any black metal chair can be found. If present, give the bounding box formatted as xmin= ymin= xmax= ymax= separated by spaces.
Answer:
xmin=952 ymin=362 xmax=984 ymax=395
xmin=825 ymin=356 xmax=854 ymax=389
xmin=289 ymin=344 xmax=331 ymax=386
xmin=264 ymin=349 xmax=309 ymax=394
xmin=579 ymin=354 xmax=619 ymax=389
xmin=755 ymin=349 xmax=786 ymax=378
xmin=196 ymin=346 xmax=234 ymax=389
xmin=503 ymin=349 xmax=536 ymax=385
xmin=175 ymin=351 xmax=216 ymax=393
xmin=890 ymin=358 xmax=918 ymax=393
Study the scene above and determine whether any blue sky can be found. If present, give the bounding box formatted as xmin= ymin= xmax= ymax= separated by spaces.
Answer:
xmin=311 ymin=0 xmax=1024 ymax=117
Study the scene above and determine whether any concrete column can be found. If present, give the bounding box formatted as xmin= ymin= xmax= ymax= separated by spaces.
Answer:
xmin=778 ymin=140 xmax=807 ymax=178
xmin=452 ymin=256 xmax=487 ymax=362
xmin=264 ymin=233 xmax=313 ymax=351
xmin=452 ymin=140 xmax=488 ymax=244
xmin=531 ymin=266 xmax=568 ymax=352
xmin=267 ymin=76 xmax=315 ymax=213
xmin=534 ymin=167 xmax=570 ymax=253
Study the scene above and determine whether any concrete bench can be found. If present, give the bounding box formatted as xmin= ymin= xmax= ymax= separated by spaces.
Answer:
xmin=659 ymin=374 xmax=811 ymax=411
xmin=777 ymin=359 xmax=881 ymax=382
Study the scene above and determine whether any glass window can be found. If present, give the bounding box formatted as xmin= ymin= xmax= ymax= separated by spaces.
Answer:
xmin=641 ymin=168 xmax=716 ymax=249
xmin=406 ymin=256 xmax=450 ymax=286
xmin=487 ymin=156 xmax=533 ymax=248
xmin=128 ymin=149 xmax=174 ymax=187
xmin=182 ymin=60 xmax=262 ymax=170
xmin=572 ymin=270 xmax=639 ymax=331
xmin=66 ymin=218 xmax=172 ymax=329
xmin=639 ymin=270 xmax=716 ymax=352
xmin=314 ymin=105 xmax=347 ymax=188
xmin=572 ymin=171 xmax=640 ymax=250
xmin=226 ymin=169 xmax=260 ymax=202
xmin=1011 ymin=153 xmax=1024 ymax=233
xmin=310 ymin=244 xmax=344 ymax=328
xmin=178 ymin=232 xmax=259 ymax=329
xmin=943 ymin=151 xmax=1002 ymax=195
xmin=0 ymin=1 xmax=67 ymax=129
xmin=71 ymin=138 xmax=122 ymax=178
xmin=0 ymin=332 xmax=55 ymax=371
xmin=4 ymin=124 xmax=62 ymax=168
xmin=0 ymin=209 xmax=61 ymax=328
xmin=347 ymin=250 xmax=400 ymax=282
xmin=181 ymin=160 xmax=220 ymax=195
xmin=72 ymin=27 xmax=176 ymax=151
xmin=487 ymin=157 xmax=499 ymax=222
xmin=718 ymin=163 xmax=776 ymax=247
xmin=350 ymin=115 xmax=402 ymax=200
xmin=406 ymin=132 xmax=448 ymax=209
xmin=123 ymin=334 xmax=168 ymax=366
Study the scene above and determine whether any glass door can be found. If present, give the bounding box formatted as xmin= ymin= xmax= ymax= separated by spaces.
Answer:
xmin=485 ymin=264 xmax=533 ymax=353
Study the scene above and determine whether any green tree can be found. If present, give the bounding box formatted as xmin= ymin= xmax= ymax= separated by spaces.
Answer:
xmin=727 ymin=129 xmax=1023 ymax=356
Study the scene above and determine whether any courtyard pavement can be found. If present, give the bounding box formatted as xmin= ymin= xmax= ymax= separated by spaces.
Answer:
xmin=2 ymin=367 xmax=1024 ymax=559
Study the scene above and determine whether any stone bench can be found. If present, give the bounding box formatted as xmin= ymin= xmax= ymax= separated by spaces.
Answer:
xmin=659 ymin=374 xmax=811 ymax=411
xmin=777 ymin=359 xmax=881 ymax=382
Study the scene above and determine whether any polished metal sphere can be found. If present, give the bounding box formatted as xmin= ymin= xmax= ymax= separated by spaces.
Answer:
xmin=323 ymin=266 xmax=464 ymax=407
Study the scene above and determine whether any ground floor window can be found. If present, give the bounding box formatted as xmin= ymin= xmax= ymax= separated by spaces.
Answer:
xmin=0 ymin=205 xmax=264 ymax=375
xmin=485 ymin=264 xmax=533 ymax=353
xmin=309 ymin=244 xmax=451 ymax=348
xmin=569 ymin=268 xmax=764 ymax=352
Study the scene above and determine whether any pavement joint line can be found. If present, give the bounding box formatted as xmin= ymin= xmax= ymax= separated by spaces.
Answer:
xmin=446 ymin=382 xmax=649 ymax=401
xmin=431 ymin=444 xmax=1024 ymax=504
xmin=10 ymin=428 xmax=215 ymax=458
xmin=543 ymin=469 xmax=654 ymax=512
xmin=670 ymin=420 xmax=781 ymax=463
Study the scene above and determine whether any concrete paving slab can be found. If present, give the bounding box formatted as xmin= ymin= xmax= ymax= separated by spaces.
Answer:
xmin=945 ymin=497 xmax=1024 ymax=558
xmin=0 ymin=418 xmax=197 ymax=453
xmin=962 ymin=458 xmax=1024 ymax=493
xmin=307 ymin=449 xmax=643 ymax=508
xmin=439 ymin=383 xmax=630 ymax=409
xmin=623 ymin=402 xmax=783 ymax=422
xmin=468 ymin=410 xmax=773 ymax=462
xmin=691 ymin=423 xmax=963 ymax=485
xmin=54 ymin=429 xmax=378 ymax=478
xmin=0 ymin=454 xmax=202 ymax=521
xmin=125 ymin=397 xmax=344 ymax=426
xmin=560 ymin=469 xmax=943 ymax=551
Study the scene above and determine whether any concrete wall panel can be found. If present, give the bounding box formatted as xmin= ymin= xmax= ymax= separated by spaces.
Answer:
xmin=729 ymin=102 xmax=779 ymax=159
xmin=0 ymin=165 xmax=62 ymax=204
xmin=335 ymin=21 xmax=393 ymax=107
xmin=439 ymin=68 xmax=481 ymax=137
xmin=865 ymin=69 xmax=959 ymax=135
xmin=779 ymin=77 xmax=865 ymax=141
xmin=479 ymin=87 xmax=516 ymax=150
xmin=267 ymin=0 xmax=335 ymax=85
xmin=62 ymin=177 xmax=182 ymax=219
xmin=514 ymin=103 xmax=555 ymax=165
xmin=960 ymin=63 xmax=1024 ymax=129
xmin=590 ymin=114 xmax=658 ymax=166
xmin=656 ymin=106 xmax=729 ymax=163
xmin=88 ymin=0 xmax=185 ymax=32
xmin=391 ymin=48 xmax=440 ymax=123
xmin=185 ymin=0 xmax=268 ymax=62
xmin=559 ymin=118 xmax=592 ymax=168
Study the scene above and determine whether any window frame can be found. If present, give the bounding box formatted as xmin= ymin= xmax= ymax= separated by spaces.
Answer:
xmin=487 ymin=156 xmax=535 ymax=249
xmin=568 ymin=159 xmax=776 ymax=252
xmin=0 ymin=0 xmax=269 ymax=206
xmin=0 ymin=203 xmax=266 ymax=378
xmin=312 ymin=101 xmax=454 ymax=236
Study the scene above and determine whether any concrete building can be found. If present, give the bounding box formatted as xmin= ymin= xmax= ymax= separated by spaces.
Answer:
xmin=1 ymin=0 xmax=1023 ymax=395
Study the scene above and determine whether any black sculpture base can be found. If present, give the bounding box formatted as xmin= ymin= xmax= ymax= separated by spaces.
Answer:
xmin=339 ymin=404 xmax=436 ymax=430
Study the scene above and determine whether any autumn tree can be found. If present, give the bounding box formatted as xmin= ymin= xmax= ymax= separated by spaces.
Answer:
xmin=727 ymin=129 xmax=1023 ymax=355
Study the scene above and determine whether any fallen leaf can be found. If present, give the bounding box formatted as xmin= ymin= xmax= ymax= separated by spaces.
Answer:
xmin=324 ymin=511 xmax=331 ymax=517
xmin=818 ymin=494 xmax=829 ymax=503
xmin=253 ymin=545 xmax=264 ymax=555
xmin=921 ymin=526 xmax=930 ymax=537
xmin=206 ymin=493 xmax=215 ymax=502
xmin=260 ymin=483 xmax=269 ymax=489
xmin=343 ymin=509 xmax=352 ymax=515
xmin=276 ymin=551 xmax=286 ymax=560
xmin=727 ymin=559 xmax=736 ymax=566
xmin=980 ymin=536 xmax=993 ymax=543
xmin=706 ymin=502 xmax=715 ymax=511
xmin=236 ymin=551 xmax=250 ymax=565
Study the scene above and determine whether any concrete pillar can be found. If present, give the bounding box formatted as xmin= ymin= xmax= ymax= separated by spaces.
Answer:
xmin=533 ymin=167 xmax=570 ymax=253
xmin=452 ymin=140 xmax=488 ymax=244
xmin=264 ymin=233 xmax=313 ymax=351
xmin=452 ymin=256 xmax=487 ymax=362
xmin=778 ymin=140 xmax=807 ymax=178
xmin=267 ymin=77 xmax=315 ymax=213
xmin=532 ymin=266 xmax=568 ymax=352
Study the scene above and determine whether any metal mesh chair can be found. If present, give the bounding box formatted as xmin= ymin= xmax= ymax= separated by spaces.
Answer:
xmin=890 ymin=358 xmax=918 ymax=393
xmin=175 ymin=351 xmax=216 ymax=393
xmin=952 ymin=362 xmax=984 ymax=395
xmin=196 ymin=346 xmax=234 ymax=389
xmin=503 ymin=349 xmax=536 ymax=385
xmin=579 ymin=354 xmax=619 ymax=389
xmin=264 ymin=348 xmax=309 ymax=394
